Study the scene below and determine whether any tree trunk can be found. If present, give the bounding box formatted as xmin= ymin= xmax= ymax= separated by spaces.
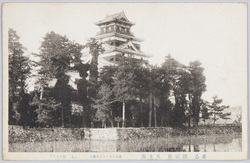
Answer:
xmin=193 ymin=96 xmax=201 ymax=127
xmin=40 ymin=87 xmax=44 ymax=100
xmin=83 ymin=103 xmax=91 ymax=128
xmin=213 ymin=114 xmax=216 ymax=126
xmin=193 ymin=103 xmax=198 ymax=127
xmin=153 ymin=95 xmax=157 ymax=127
xmin=61 ymin=108 xmax=64 ymax=127
xmin=69 ymin=115 xmax=71 ymax=128
xmin=82 ymin=115 xmax=86 ymax=128
xmin=82 ymin=106 xmax=87 ymax=128
xmin=122 ymin=101 xmax=125 ymax=128
xmin=139 ymin=94 xmax=143 ymax=127
xmin=110 ymin=110 xmax=114 ymax=128
xmin=188 ymin=116 xmax=191 ymax=127
xmin=204 ymin=140 xmax=207 ymax=152
xmin=149 ymin=93 xmax=152 ymax=127
xmin=188 ymin=139 xmax=191 ymax=152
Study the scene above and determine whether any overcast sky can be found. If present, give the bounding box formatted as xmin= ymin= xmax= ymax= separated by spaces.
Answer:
xmin=4 ymin=3 xmax=247 ymax=108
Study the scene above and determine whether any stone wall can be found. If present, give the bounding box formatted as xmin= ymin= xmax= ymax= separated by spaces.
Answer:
xmin=8 ymin=127 xmax=88 ymax=143
xmin=117 ymin=127 xmax=173 ymax=140
xmin=89 ymin=128 xmax=117 ymax=140
xmin=117 ymin=126 xmax=241 ymax=140
xmin=9 ymin=125 xmax=241 ymax=143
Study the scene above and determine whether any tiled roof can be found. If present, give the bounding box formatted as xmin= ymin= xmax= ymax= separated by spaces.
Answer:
xmin=95 ymin=11 xmax=135 ymax=25
xmin=102 ymin=40 xmax=152 ymax=58
xmin=95 ymin=32 xmax=144 ymax=42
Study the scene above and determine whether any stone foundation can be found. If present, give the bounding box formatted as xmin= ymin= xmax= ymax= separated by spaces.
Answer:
xmin=9 ymin=126 xmax=241 ymax=143
xmin=89 ymin=128 xmax=117 ymax=140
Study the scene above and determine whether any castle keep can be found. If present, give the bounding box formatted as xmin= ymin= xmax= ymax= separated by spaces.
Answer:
xmin=94 ymin=11 xmax=151 ymax=64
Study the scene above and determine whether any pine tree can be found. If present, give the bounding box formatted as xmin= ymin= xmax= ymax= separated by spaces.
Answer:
xmin=188 ymin=61 xmax=206 ymax=126
xmin=161 ymin=55 xmax=188 ymax=127
xmin=200 ymin=100 xmax=212 ymax=125
xmin=93 ymin=84 xmax=113 ymax=128
xmin=8 ymin=28 xmax=30 ymax=125
xmin=81 ymin=38 xmax=104 ymax=127
xmin=74 ymin=64 xmax=90 ymax=128
xmin=133 ymin=63 xmax=150 ymax=127
xmin=99 ymin=65 xmax=118 ymax=87
xmin=37 ymin=31 xmax=82 ymax=127
xmin=209 ymin=96 xmax=230 ymax=125
xmin=112 ymin=57 xmax=136 ymax=127
xmin=30 ymin=89 xmax=61 ymax=127
xmin=85 ymin=38 xmax=103 ymax=100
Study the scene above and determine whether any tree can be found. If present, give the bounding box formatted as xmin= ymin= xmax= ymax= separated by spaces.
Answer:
xmin=133 ymin=63 xmax=150 ymax=127
xmin=147 ymin=65 xmax=154 ymax=127
xmin=161 ymin=55 xmax=187 ymax=127
xmin=30 ymin=89 xmax=61 ymax=127
xmin=37 ymin=31 xmax=81 ymax=127
xmin=99 ymin=65 xmax=118 ymax=87
xmin=176 ymin=68 xmax=193 ymax=127
xmin=148 ymin=65 xmax=167 ymax=127
xmin=219 ymin=112 xmax=231 ymax=122
xmin=200 ymin=100 xmax=212 ymax=125
xmin=93 ymin=84 xmax=113 ymax=128
xmin=54 ymin=75 xmax=73 ymax=127
xmin=74 ymin=63 xmax=90 ymax=127
xmin=76 ymin=38 xmax=104 ymax=127
xmin=85 ymin=38 xmax=104 ymax=100
xmin=112 ymin=57 xmax=136 ymax=127
xmin=234 ymin=106 xmax=242 ymax=124
xmin=18 ymin=92 xmax=37 ymax=127
xmin=209 ymin=96 xmax=230 ymax=125
xmin=69 ymin=41 xmax=91 ymax=127
xmin=8 ymin=28 xmax=30 ymax=125
xmin=188 ymin=61 xmax=206 ymax=126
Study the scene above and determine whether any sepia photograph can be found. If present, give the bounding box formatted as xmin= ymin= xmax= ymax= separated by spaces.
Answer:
xmin=2 ymin=2 xmax=248 ymax=160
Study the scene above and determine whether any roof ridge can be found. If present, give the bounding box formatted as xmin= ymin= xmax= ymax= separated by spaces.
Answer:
xmin=106 ymin=11 xmax=123 ymax=19
xmin=95 ymin=11 xmax=135 ymax=26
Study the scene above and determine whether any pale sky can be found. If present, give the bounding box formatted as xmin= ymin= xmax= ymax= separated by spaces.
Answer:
xmin=3 ymin=3 xmax=247 ymax=109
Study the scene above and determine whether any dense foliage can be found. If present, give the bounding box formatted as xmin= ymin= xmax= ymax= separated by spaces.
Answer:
xmin=8 ymin=29 xmax=233 ymax=128
xmin=8 ymin=29 xmax=31 ymax=126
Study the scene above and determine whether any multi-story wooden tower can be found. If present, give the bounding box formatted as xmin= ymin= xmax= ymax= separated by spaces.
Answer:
xmin=94 ymin=11 xmax=151 ymax=64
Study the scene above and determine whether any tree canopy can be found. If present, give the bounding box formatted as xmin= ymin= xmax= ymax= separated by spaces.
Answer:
xmin=8 ymin=29 xmax=234 ymax=128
